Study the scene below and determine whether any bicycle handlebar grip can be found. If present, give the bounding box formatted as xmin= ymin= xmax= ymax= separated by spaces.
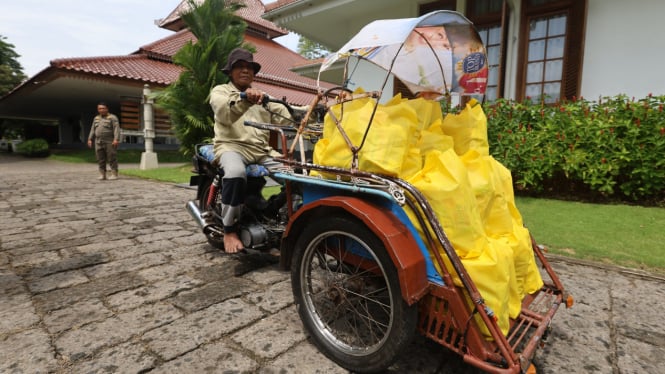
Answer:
xmin=239 ymin=91 xmax=269 ymax=105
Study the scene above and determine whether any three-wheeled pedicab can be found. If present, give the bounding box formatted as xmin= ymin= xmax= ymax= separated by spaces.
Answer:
xmin=244 ymin=11 xmax=571 ymax=374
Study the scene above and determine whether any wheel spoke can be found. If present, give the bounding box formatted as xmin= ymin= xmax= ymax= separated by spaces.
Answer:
xmin=294 ymin=220 xmax=416 ymax=371
xmin=304 ymin=234 xmax=395 ymax=348
xmin=341 ymin=292 xmax=389 ymax=345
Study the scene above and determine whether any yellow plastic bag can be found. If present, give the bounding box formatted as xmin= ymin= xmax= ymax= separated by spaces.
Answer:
xmin=314 ymin=95 xmax=416 ymax=176
xmin=487 ymin=156 xmax=544 ymax=297
xmin=441 ymin=98 xmax=489 ymax=156
xmin=313 ymin=94 xmax=444 ymax=177
xmin=460 ymin=239 xmax=517 ymax=336
xmin=313 ymin=93 xmax=545 ymax=338
xmin=404 ymin=149 xmax=517 ymax=335
xmin=313 ymin=96 xmax=371 ymax=173
xmin=406 ymin=149 xmax=486 ymax=259
xmin=461 ymin=151 xmax=542 ymax=318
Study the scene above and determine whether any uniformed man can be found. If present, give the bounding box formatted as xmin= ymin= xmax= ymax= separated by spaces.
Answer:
xmin=87 ymin=102 xmax=120 ymax=180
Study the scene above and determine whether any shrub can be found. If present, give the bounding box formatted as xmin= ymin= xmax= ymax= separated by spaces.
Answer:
xmin=484 ymin=94 xmax=665 ymax=203
xmin=15 ymin=138 xmax=50 ymax=157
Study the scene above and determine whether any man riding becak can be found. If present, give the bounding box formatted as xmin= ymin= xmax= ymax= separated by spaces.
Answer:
xmin=209 ymin=48 xmax=295 ymax=253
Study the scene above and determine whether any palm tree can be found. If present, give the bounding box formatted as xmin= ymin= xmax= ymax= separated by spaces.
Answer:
xmin=156 ymin=0 xmax=252 ymax=155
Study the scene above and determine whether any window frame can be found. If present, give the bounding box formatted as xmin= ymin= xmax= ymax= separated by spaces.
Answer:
xmin=516 ymin=0 xmax=587 ymax=102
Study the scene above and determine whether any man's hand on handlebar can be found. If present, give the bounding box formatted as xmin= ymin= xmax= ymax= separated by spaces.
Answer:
xmin=239 ymin=91 xmax=322 ymax=127
xmin=240 ymin=88 xmax=266 ymax=105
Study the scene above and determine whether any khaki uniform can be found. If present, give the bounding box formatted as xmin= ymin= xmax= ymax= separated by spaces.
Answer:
xmin=88 ymin=113 xmax=120 ymax=172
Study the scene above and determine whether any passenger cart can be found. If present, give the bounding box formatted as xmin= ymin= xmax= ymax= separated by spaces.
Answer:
xmin=243 ymin=10 xmax=572 ymax=373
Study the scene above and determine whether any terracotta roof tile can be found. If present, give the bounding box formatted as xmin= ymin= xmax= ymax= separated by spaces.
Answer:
xmin=248 ymin=34 xmax=327 ymax=91
xmin=158 ymin=1 xmax=191 ymax=29
xmin=252 ymin=81 xmax=316 ymax=105
xmin=136 ymin=29 xmax=196 ymax=62
xmin=237 ymin=0 xmax=287 ymax=36
xmin=159 ymin=0 xmax=286 ymax=36
xmin=50 ymin=55 xmax=184 ymax=85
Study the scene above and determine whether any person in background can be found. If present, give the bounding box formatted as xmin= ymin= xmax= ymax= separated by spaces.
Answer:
xmin=87 ymin=102 xmax=120 ymax=180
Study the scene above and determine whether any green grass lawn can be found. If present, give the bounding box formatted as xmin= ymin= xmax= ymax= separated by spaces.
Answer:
xmin=121 ymin=164 xmax=193 ymax=184
xmin=49 ymin=148 xmax=190 ymax=164
xmin=516 ymin=197 xmax=665 ymax=273
xmin=46 ymin=149 xmax=665 ymax=273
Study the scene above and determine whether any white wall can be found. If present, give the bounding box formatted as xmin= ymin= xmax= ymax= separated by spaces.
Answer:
xmin=503 ymin=0 xmax=522 ymax=100
xmin=581 ymin=0 xmax=665 ymax=99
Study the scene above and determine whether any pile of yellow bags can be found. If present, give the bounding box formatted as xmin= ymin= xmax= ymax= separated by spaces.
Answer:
xmin=313 ymin=93 xmax=544 ymax=336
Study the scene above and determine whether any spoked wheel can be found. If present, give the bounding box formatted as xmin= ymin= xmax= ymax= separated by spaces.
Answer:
xmin=291 ymin=215 xmax=417 ymax=373
xmin=198 ymin=180 xmax=225 ymax=249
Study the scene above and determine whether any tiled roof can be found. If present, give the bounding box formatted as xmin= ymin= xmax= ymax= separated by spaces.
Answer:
xmin=135 ymin=29 xmax=196 ymax=62
xmin=248 ymin=34 xmax=324 ymax=92
xmin=4 ymin=0 xmax=328 ymax=107
xmin=159 ymin=0 xmax=286 ymax=37
xmin=237 ymin=0 xmax=287 ymax=36
xmin=50 ymin=55 xmax=184 ymax=85
xmin=46 ymin=32 xmax=329 ymax=105
xmin=158 ymin=1 xmax=190 ymax=29
xmin=252 ymin=81 xmax=317 ymax=105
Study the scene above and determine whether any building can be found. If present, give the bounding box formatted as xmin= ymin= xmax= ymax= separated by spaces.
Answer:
xmin=263 ymin=0 xmax=665 ymax=103
xmin=0 ymin=0 xmax=326 ymax=146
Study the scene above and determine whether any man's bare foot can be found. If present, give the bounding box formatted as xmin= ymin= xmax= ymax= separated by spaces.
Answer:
xmin=223 ymin=232 xmax=244 ymax=253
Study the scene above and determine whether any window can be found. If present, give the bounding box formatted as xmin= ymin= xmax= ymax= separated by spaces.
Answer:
xmin=524 ymin=14 xmax=567 ymax=103
xmin=477 ymin=25 xmax=502 ymax=101
xmin=517 ymin=0 xmax=586 ymax=102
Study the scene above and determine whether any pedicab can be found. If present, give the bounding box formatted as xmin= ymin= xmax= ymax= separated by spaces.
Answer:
xmin=241 ymin=10 xmax=572 ymax=374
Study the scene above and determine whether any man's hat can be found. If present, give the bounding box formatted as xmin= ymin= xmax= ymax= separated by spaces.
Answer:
xmin=222 ymin=48 xmax=261 ymax=75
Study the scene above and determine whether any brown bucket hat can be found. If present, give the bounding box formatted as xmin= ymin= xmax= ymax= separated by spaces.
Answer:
xmin=221 ymin=48 xmax=261 ymax=75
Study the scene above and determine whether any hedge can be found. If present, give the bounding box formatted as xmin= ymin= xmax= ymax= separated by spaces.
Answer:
xmin=482 ymin=94 xmax=665 ymax=203
xmin=15 ymin=138 xmax=50 ymax=158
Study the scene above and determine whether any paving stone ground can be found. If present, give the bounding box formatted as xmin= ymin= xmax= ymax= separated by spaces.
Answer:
xmin=1 ymin=153 xmax=663 ymax=373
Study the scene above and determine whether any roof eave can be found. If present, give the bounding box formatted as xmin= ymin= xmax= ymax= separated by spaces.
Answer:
xmin=263 ymin=0 xmax=308 ymax=17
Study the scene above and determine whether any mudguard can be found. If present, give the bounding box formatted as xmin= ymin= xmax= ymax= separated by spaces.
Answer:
xmin=281 ymin=196 xmax=429 ymax=305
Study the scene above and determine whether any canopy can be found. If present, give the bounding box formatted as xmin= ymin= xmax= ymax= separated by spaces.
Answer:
xmin=319 ymin=11 xmax=488 ymax=98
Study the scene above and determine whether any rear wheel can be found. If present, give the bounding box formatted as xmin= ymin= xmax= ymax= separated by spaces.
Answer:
xmin=291 ymin=215 xmax=417 ymax=373
xmin=198 ymin=180 xmax=225 ymax=249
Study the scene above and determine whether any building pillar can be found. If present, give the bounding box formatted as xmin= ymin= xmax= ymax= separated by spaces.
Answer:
xmin=58 ymin=119 xmax=70 ymax=145
xmin=140 ymin=84 xmax=159 ymax=169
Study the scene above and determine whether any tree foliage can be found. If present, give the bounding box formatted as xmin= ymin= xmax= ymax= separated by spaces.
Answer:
xmin=297 ymin=36 xmax=330 ymax=59
xmin=155 ymin=0 xmax=250 ymax=155
xmin=0 ymin=35 xmax=26 ymax=96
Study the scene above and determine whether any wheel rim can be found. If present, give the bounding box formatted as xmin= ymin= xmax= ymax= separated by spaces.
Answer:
xmin=299 ymin=230 xmax=395 ymax=356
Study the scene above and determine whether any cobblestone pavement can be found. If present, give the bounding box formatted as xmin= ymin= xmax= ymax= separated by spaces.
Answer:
xmin=1 ymin=153 xmax=664 ymax=373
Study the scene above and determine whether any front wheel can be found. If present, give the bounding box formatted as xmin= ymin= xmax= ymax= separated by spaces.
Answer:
xmin=291 ymin=215 xmax=417 ymax=373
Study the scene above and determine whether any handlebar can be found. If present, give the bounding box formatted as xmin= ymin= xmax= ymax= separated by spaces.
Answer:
xmin=239 ymin=91 xmax=328 ymax=124
xmin=239 ymin=91 xmax=302 ymax=121
xmin=239 ymin=91 xmax=270 ymax=106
